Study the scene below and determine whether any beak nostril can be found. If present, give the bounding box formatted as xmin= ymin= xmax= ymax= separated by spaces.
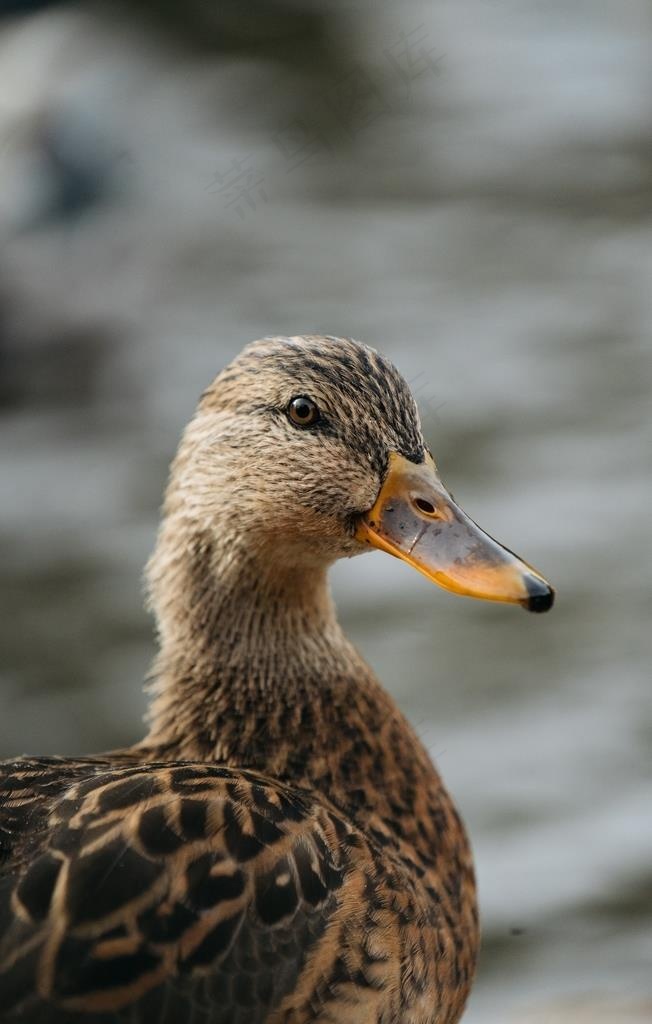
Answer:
xmin=414 ymin=497 xmax=436 ymax=516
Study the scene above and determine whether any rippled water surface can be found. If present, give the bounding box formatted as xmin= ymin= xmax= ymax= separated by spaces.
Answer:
xmin=1 ymin=2 xmax=650 ymax=1020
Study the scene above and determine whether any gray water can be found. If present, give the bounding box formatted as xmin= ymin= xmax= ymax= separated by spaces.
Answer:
xmin=1 ymin=2 xmax=651 ymax=1021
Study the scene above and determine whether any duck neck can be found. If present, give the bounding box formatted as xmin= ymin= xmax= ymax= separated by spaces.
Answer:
xmin=143 ymin=520 xmax=370 ymax=769
xmin=141 ymin=518 xmax=455 ymax=877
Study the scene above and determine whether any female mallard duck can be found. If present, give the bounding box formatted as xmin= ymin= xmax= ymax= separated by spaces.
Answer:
xmin=0 ymin=336 xmax=553 ymax=1024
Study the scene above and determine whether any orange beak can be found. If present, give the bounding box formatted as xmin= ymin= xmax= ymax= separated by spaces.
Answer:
xmin=355 ymin=453 xmax=554 ymax=612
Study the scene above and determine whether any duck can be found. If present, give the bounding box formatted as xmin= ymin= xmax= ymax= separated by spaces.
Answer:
xmin=0 ymin=335 xmax=553 ymax=1024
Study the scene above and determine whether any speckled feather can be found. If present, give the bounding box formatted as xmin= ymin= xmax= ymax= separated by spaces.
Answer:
xmin=0 ymin=337 xmax=478 ymax=1024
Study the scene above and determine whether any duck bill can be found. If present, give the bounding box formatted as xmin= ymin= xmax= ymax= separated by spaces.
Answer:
xmin=355 ymin=453 xmax=554 ymax=612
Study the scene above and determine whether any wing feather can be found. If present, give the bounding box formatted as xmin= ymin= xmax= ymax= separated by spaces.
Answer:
xmin=0 ymin=761 xmax=357 ymax=1023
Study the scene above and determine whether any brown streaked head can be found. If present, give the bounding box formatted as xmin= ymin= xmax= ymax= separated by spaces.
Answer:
xmin=162 ymin=334 xmax=554 ymax=611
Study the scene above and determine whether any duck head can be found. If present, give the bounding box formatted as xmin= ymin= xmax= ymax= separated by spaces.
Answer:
xmin=163 ymin=335 xmax=553 ymax=613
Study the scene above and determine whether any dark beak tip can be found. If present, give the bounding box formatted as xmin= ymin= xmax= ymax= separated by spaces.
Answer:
xmin=522 ymin=574 xmax=555 ymax=613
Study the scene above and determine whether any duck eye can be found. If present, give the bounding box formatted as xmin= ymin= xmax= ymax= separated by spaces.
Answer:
xmin=287 ymin=396 xmax=320 ymax=427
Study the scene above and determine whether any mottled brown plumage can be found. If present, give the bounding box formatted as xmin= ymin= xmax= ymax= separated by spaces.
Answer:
xmin=0 ymin=335 xmax=552 ymax=1023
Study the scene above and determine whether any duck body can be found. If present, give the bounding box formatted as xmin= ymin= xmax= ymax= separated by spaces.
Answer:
xmin=0 ymin=336 xmax=552 ymax=1023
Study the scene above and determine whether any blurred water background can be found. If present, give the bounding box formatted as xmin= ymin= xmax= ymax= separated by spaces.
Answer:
xmin=1 ymin=1 xmax=651 ymax=1021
